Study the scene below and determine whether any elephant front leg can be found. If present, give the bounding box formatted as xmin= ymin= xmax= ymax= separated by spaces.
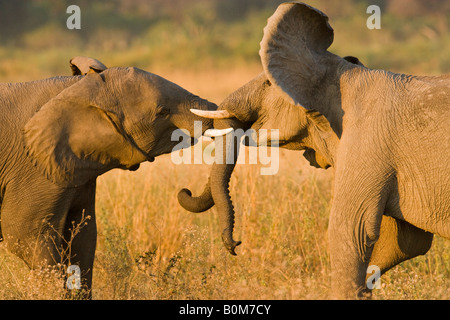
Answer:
xmin=0 ymin=177 xmax=96 ymax=299
xmin=328 ymin=179 xmax=387 ymax=299
xmin=0 ymin=177 xmax=74 ymax=268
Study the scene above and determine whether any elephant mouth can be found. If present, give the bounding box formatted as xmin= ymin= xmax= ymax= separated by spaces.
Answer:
xmin=128 ymin=164 xmax=141 ymax=171
xmin=303 ymin=148 xmax=331 ymax=169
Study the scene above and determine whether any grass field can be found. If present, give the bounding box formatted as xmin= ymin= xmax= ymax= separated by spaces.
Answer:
xmin=0 ymin=0 xmax=448 ymax=300
xmin=0 ymin=67 xmax=448 ymax=300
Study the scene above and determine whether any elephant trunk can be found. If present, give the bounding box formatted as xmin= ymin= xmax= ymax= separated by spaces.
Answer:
xmin=177 ymin=177 xmax=214 ymax=212
xmin=210 ymin=128 xmax=241 ymax=255
xmin=177 ymin=116 xmax=245 ymax=255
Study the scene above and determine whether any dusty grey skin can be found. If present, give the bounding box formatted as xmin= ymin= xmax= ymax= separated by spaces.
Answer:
xmin=0 ymin=66 xmax=216 ymax=298
xmin=180 ymin=2 xmax=449 ymax=299
xmin=70 ymin=56 xmax=108 ymax=75
xmin=259 ymin=2 xmax=449 ymax=298
xmin=178 ymin=71 xmax=340 ymax=255
xmin=180 ymin=59 xmax=434 ymax=293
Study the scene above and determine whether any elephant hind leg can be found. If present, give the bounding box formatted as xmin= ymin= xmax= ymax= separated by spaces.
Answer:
xmin=62 ymin=180 xmax=97 ymax=298
xmin=370 ymin=216 xmax=433 ymax=275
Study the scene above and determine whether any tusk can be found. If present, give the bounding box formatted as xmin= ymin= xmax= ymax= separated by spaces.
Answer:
xmin=203 ymin=128 xmax=233 ymax=137
xmin=190 ymin=109 xmax=234 ymax=119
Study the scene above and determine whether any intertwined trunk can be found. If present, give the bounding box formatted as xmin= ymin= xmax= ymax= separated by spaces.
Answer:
xmin=178 ymin=118 xmax=246 ymax=255
xmin=177 ymin=177 xmax=214 ymax=212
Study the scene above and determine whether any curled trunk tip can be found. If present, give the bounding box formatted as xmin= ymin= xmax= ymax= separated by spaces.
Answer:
xmin=222 ymin=232 xmax=242 ymax=256
xmin=177 ymin=180 xmax=214 ymax=213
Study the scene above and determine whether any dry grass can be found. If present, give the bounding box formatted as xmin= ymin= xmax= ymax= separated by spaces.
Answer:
xmin=90 ymin=149 xmax=334 ymax=300
xmin=0 ymin=67 xmax=448 ymax=300
xmin=92 ymin=150 xmax=450 ymax=300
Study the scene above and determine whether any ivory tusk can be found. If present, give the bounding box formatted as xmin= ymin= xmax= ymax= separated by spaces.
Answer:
xmin=190 ymin=109 xmax=234 ymax=119
xmin=203 ymin=128 xmax=233 ymax=137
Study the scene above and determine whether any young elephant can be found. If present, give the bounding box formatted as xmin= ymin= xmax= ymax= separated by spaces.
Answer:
xmin=259 ymin=2 xmax=448 ymax=299
xmin=0 ymin=63 xmax=218 ymax=297
xmin=179 ymin=61 xmax=433 ymax=295
xmin=179 ymin=3 xmax=448 ymax=298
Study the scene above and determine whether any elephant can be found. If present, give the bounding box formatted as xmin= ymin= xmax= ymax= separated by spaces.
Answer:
xmin=69 ymin=56 xmax=107 ymax=75
xmin=179 ymin=62 xmax=434 ymax=297
xmin=0 ymin=59 xmax=221 ymax=298
xmin=259 ymin=2 xmax=449 ymax=299
xmin=178 ymin=2 xmax=449 ymax=299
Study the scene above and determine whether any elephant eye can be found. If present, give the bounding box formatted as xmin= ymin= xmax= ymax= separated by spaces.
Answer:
xmin=156 ymin=105 xmax=170 ymax=116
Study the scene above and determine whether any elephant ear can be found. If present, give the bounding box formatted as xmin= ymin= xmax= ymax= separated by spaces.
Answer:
xmin=70 ymin=56 xmax=107 ymax=75
xmin=343 ymin=56 xmax=365 ymax=67
xmin=259 ymin=2 xmax=334 ymax=110
xmin=24 ymin=72 xmax=146 ymax=187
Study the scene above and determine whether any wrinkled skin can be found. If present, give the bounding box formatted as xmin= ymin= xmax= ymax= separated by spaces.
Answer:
xmin=0 ymin=62 xmax=215 ymax=298
xmin=259 ymin=2 xmax=449 ymax=298
xmin=180 ymin=2 xmax=448 ymax=299
xmin=179 ymin=64 xmax=434 ymax=294
xmin=178 ymin=71 xmax=339 ymax=255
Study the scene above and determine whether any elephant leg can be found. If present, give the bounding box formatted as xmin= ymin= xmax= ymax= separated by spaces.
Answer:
xmin=328 ymin=165 xmax=389 ymax=299
xmin=0 ymin=177 xmax=77 ymax=270
xmin=369 ymin=216 xmax=433 ymax=276
xmin=62 ymin=180 xmax=97 ymax=298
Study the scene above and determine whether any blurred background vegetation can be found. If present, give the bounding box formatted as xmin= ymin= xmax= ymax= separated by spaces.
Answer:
xmin=0 ymin=0 xmax=449 ymax=82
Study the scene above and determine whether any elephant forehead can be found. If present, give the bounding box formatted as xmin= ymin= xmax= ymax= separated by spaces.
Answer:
xmin=125 ymin=68 xmax=190 ymax=97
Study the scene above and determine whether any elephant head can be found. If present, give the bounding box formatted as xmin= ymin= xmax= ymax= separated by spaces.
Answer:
xmin=70 ymin=56 xmax=108 ymax=75
xmin=177 ymin=74 xmax=339 ymax=255
xmin=177 ymin=3 xmax=367 ymax=255
xmin=24 ymin=67 xmax=217 ymax=187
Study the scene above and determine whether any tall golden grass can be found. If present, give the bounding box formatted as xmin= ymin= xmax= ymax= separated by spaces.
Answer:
xmin=0 ymin=68 xmax=447 ymax=299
